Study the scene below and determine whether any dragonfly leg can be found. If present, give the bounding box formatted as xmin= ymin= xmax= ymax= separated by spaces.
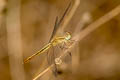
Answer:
xmin=62 ymin=42 xmax=72 ymax=58
xmin=63 ymin=42 xmax=70 ymax=49
xmin=57 ymin=42 xmax=72 ymax=57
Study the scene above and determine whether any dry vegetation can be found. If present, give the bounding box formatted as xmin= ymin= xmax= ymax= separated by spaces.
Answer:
xmin=0 ymin=0 xmax=120 ymax=80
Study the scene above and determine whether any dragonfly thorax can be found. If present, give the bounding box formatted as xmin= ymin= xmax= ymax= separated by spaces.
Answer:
xmin=51 ymin=32 xmax=71 ymax=46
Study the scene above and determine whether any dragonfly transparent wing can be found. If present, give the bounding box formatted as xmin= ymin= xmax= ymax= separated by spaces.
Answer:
xmin=49 ymin=16 xmax=58 ymax=41
xmin=57 ymin=2 xmax=71 ymax=26
xmin=47 ymin=43 xmax=72 ymax=78
xmin=47 ymin=16 xmax=59 ymax=77
xmin=49 ymin=2 xmax=71 ymax=41
xmin=47 ymin=2 xmax=71 ymax=78
xmin=47 ymin=45 xmax=59 ymax=77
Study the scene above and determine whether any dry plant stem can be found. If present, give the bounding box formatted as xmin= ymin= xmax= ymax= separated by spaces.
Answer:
xmin=6 ymin=0 xmax=26 ymax=80
xmin=58 ymin=0 xmax=80 ymax=33
xmin=60 ymin=4 xmax=120 ymax=59
xmin=33 ymin=5 xmax=120 ymax=80
xmin=33 ymin=65 xmax=54 ymax=80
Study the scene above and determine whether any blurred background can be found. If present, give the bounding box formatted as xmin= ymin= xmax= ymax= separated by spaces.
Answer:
xmin=0 ymin=0 xmax=120 ymax=80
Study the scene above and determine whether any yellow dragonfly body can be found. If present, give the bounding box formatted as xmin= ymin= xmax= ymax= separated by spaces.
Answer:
xmin=24 ymin=32 xmax=71 ymax=63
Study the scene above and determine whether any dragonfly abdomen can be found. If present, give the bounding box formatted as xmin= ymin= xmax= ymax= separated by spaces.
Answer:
xmin=24 ymin=43 xmax=52 ymax=63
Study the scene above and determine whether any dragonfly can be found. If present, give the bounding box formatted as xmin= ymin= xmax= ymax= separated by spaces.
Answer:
xmin=24 ymin=2 xmax=72 ymax=77
xmin=24 ymin=32 xmax=71 ymax=63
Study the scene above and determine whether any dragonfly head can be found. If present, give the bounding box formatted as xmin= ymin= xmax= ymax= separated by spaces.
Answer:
xmin=65 ymin=32 xmax=71 ymax=40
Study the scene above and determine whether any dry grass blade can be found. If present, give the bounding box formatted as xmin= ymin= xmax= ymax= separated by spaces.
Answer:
xmin=33 ymin=4 xmax=120 ymax=80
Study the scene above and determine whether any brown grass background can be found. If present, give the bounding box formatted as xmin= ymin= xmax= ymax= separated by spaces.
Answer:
xmin=0 ymin=0 xmax=120 ymax=80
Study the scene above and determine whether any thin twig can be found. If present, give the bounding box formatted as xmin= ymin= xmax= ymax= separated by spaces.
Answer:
xmin=33 ymin=4 xmax=120 ymax=80
xmin=33 ymin=65 xmax=53 ymax=80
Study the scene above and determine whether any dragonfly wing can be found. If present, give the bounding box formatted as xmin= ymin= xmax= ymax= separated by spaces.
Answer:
xmin=57 ymin=2 xmax=71 ymax=26
xmin=49 ymin=17 xmax=58 ymax=41
xmin=49 ymin=2 xmax=71 ymax=42
xmin=47 ymin=45 xmax=58 ymax=77
xmin=47 ymin=1 xmax=72 ymax=78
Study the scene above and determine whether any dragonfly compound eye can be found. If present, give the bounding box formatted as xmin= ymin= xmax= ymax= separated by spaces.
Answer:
xmin=65 ymin=32 xmax=71 ymax=40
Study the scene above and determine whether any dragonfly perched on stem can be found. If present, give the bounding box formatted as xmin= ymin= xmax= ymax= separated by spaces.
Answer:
xmin=24 ymin=2 xmax=72 ymax=77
